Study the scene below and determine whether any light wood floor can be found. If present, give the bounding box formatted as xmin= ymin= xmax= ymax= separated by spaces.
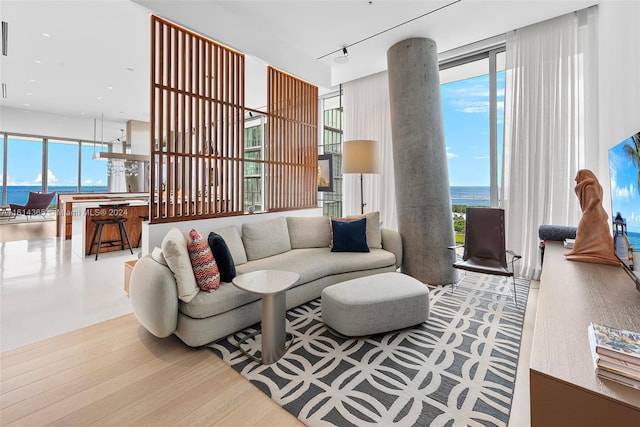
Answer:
xmin=1 ymin=287 xmax=538 ymax=427
xmin=0 ymin=314 xmax=303 ymax=426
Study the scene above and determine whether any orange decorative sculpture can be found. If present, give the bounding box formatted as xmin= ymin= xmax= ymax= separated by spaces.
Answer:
xmin=565 ymin=169 xmax=620 ymax=265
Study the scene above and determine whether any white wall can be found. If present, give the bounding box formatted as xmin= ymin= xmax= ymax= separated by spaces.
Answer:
xmin=597 ymin=1 xmax=640 ymax=214
xmin=0 ymin=106 xmax=127 ymax=143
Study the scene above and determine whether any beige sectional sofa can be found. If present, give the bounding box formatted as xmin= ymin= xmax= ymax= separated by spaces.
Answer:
xmin=129 ymin=213 xmax=403 ymax=347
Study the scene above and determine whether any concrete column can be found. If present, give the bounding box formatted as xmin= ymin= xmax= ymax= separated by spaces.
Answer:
xmin=387 ymin=37 xmax=456 ymax=285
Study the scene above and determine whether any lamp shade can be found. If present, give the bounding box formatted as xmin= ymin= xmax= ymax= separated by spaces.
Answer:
xmin=342 ymin=139 xmax=379 ymax=174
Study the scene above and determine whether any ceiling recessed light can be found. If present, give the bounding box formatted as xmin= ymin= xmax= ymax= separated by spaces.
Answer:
xmin=29 ymin=79 xmax=35 ymax=83
xmin=80 ymin=112 xmax=85 ymax=115
xmin=26 ymin=92 xmax=31 ymax=96
xmin=34 ymin=59 xmax=41 ymax=64
xmin=107 ymin=86 xmax=113 ymax=90
xmin=42 ymin=33 xmax=50 ymax=38
xmin=24 ymin=103 xmax=29 ymax=106
xmin=97 ymin=96 xmax=102 ymax=100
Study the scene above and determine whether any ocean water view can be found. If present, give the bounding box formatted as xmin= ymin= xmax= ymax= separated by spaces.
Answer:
xmin=1 ymin=185 xmax=108 ymax=206
xmin=1 ymin=185 xmax=492 ymax=208
xmin=450 ymin=186 xmax=491 ymax=207
xmin=628 ymin=232 xmax=640 ymax=251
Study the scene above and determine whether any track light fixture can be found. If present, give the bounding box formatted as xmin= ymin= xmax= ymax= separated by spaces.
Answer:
xmin=2 ymin=21 xmax=8 ymax=56
xmin=335 ymin=47 xmax=349 ymax=64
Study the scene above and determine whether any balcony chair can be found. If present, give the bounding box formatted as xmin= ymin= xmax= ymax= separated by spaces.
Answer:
xmin=448 ymin=207 xmax=521 ymax=306
xmin=9 ymin=191 xmax=56 ymax=221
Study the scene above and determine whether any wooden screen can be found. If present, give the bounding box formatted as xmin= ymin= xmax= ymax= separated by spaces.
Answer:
xmin=266 ymin=67 xmax=318 ymax=211
xmin=150 ymin=15 xmax=244 ymax=223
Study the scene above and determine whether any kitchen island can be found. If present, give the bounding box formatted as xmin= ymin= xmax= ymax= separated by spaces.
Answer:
xmin=58 ymin=194 xmax=148 ymax=258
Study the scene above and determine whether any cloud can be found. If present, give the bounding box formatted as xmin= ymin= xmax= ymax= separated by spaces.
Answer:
xmin=83 ymin=179 xmax=93 ymax=185
xmin=34 ymin=169 xmax=58 ymax=184
xmin=615 ymin=182 xmax=635 ymax=202
xmin=474 ymin=156 xmax=489 ymax=160
xmin=446 ymin=147 xmax=457 ymax=159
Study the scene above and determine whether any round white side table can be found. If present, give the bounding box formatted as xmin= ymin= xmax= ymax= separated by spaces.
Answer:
xmin=232 ymin=270 xmax=300 ymax=364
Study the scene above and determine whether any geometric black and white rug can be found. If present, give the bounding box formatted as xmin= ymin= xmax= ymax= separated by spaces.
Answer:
xmin=208 ymin=273 xmax=529 ymax=427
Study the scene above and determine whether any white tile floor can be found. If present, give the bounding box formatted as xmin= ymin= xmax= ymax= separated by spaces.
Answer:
xmin=0 ymin=236 xmax=139 ymax=352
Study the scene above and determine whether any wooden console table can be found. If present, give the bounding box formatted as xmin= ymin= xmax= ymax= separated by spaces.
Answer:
xmin=531 ymin=241 xmax=640 ymax=425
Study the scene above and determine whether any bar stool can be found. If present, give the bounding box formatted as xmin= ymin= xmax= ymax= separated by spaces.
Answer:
xmin=136 ymin=215 xmax=149 ymax=247
xmin=88 ymin=203 xmax=134 ymax=260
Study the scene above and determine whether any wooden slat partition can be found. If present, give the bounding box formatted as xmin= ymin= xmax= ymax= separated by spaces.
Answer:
xmin=266 ymin=67 xmax=318 ymax=211
xmin=150 ymin=15 xmax=244 ymax=223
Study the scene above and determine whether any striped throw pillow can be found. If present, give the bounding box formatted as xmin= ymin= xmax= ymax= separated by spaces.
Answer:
xmin=187 ymin=229 xmax=221 ymax=291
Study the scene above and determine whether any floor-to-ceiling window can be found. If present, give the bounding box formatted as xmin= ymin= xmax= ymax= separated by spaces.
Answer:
xmin=319 ymin=91 xmax=343 ymax=217
xmin=6 ymin=136 xmax=43 ymax=205
xmin=440 ymin=49 xmax=505 ymax=206
xmin=0 ymin=132 xmax=111 ymax=206
xmin=49 ymin=139 xmax=80 ymax=203
xmin=440 ymin=47 xmax=505 ymax=240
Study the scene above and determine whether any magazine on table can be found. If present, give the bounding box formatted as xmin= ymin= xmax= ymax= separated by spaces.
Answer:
xmin=589 ymin=322 xmax=640 ymax=365
xmin=588 ymin=322 xmax=640 ymax=388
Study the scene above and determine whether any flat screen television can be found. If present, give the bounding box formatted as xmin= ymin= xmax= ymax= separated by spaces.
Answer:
xmin=608 ymin=130 xmax=640 ymax=291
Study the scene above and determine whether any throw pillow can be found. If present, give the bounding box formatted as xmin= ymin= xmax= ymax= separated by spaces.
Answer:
xmin=345 ymin=211 xmax=383 ymax=249
xmin=211 ymin=226 xmax=248 ymax=265
xmin=161 ymin=227 xmax=199 ymax=303
xmin=208 ymin=232 xmax=237 ymax=283
xmin=331 ymin=217 xmax=369 ymax=252
xmin=150 ymin=246 xmax=168 ymax=266
xmin=187 ymin=229 xmax=221 ymax=292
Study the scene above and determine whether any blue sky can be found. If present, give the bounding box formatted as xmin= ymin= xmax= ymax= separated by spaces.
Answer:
xmin=609 ymin=133 xmax=640 ymax=233
xmin=1 ymin=140 xmax=106 ymax=187
xmin=441 ymin=72 xmax=505 ymax=187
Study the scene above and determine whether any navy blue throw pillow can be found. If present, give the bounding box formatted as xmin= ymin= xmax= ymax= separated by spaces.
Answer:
xmin=207 ymin=232 xmax=237 ymax=282
xmin=331 ymin=218 xmax=369 ymax=252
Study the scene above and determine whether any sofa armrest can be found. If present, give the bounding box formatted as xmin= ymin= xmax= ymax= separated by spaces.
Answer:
xmin=381 ymin=228 xmax=403 ymax=268
xmin=130 ymin=255 xmax=179 ymax=338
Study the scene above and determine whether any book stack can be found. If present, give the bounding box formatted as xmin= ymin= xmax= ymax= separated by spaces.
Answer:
xmin=588 ymin=322 xmax=640 ymax=389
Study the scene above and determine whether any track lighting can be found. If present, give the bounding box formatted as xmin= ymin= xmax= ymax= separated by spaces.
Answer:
xmin=2 ymin=21 xmax=7 ymax=56
xmin=335 ymin=47 xmax=349 ymax=64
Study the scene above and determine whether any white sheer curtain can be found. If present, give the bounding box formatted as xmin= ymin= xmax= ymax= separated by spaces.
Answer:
xmin=343 ymin=71 xmax=397 ymax=230
xmin=503 ymin=7 xmax=599 ymax=280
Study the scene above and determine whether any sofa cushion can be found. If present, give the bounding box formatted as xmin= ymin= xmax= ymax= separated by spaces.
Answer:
xmin=346 ymin=211 xmax=382 ymax=249
xmin=242 ymin=216 xmax=292 ymax=260
xmin=331 ymin=218 xmax=369 ymax=252
xmin=180 ymin=247 xmax=396 ymax=319
xmin=211 ymin=225 xmax=247 ymax=265
xmin=151 ymin=246 xmax=168 ymax=266
xmin=179 ymin=281 xmax=261 ymax=319
xmin=161 ymin=227 xmax=199 ymax=303
xmin=236 ymin=248 xmax=395 ymax=289
xmin=187 ymin=229 xmax=221 ymax=292
xmin=286 ymin=216 xmax=331 ymax=249
xmin=208 ymin=232 xmax=237 ymax=283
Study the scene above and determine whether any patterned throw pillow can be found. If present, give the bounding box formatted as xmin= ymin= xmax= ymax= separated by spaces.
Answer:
xmin=187 ymin=229 xmax=221 ymax=291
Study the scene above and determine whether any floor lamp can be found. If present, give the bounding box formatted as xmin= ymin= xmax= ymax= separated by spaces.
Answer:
xmin=342 ymin=140 xmax=380 ymax=215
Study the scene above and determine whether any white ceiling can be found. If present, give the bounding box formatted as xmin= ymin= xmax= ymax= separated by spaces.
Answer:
xmin=1 ymin=0 xmax=598 ymax=125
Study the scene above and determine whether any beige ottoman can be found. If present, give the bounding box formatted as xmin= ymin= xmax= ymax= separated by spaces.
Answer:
xmin=321 ymin=272 xmax=430 ymax=336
